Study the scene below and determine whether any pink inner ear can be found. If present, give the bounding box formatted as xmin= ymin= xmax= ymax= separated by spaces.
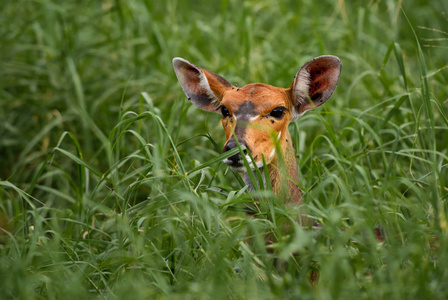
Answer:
xmin=179 ymin=64 xmax=202 ymax=95
xmin=174 ymin=59 xmax=214 ymax=100
xmin=308 ymin=63 xmax=340 ymax=102
xmin=173 ymin=57 xmax=229 ymax=112
xmin=309 ymin=58 xmax=340 ymax=99
xmin=292 ymin=56 xmax=341 ymax=118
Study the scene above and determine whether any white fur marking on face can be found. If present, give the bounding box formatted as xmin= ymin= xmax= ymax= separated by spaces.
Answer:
xmin=245 ymin=154 xmax=263 ymax=170
xmin=222 ymin=153 xmax=264 ymax=172
xmin=248 ymin=115 xmax=259 ymax=121
xmin=254 ymin=160 xmax=264 ymax=169
xmin=222 ymin=158 xmax=232 ymax=165
xmin=269 ymin=148 xmax=276 ymax=159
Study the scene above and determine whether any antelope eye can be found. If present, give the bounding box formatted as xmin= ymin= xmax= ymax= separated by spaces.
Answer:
xmin=221 ymin=106 xmax=231 ymax=118
xmin=269 ymin=107 xmax=286 ymax=119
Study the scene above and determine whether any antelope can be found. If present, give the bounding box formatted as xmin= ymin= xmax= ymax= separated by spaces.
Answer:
xmin=173 ymin=56 xmax=341 ymax=225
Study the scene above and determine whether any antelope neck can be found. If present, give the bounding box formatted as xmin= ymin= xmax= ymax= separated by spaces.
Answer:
xmin=242 ymin=130 xmax=302 ymax=206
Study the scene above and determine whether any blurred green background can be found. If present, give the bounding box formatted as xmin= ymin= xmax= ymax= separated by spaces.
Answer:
xmin=1 ymin=0 xmax=447 ymax=299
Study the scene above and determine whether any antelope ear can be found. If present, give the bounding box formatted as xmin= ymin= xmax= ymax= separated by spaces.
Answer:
xmin=290 ymin=55 xmax=341 ymax=121
xmin=173 ymin=57 xmax=234 ymax=112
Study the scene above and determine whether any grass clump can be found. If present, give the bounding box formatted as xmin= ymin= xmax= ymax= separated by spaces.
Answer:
xmin=1 ymin=0 xmax=447 ymax=299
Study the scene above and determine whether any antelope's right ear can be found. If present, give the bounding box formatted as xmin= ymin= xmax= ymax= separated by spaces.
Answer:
xmin=173 ymin=58 xmax=234 ymax=112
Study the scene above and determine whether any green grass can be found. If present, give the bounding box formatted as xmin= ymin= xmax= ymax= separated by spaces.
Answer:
xmin=1 ymin=0 xmax=448 ymax=298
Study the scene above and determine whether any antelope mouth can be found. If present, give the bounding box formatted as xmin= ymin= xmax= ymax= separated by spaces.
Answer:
xmin=223 ymin=160 xmax=245 ymax=172
xmin=223 ymin=154 xmax=263 ymax=172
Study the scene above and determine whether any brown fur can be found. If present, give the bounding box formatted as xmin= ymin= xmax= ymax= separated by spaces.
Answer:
xmin=173 ymin=56 xmax=341 ymax=224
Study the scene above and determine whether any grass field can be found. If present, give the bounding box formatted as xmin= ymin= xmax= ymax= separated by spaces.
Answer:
xmin=1 ymin=0 xmax=448 ymax=298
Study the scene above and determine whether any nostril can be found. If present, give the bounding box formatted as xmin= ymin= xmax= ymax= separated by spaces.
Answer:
xmin=224 ymin=142 xmax=240 ymax=164
xmin=228 ymin=153 xmax=240 ymax=164
xmin=223 ymin=141 xmax=250 ymax=165
xmin=223 ymin=141 xmax=237 ymax=153
xmin=223 ymin=141 xmax=248 ymax=155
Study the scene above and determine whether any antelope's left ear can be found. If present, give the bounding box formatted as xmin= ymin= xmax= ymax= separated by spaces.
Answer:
xmin=290 ymin=55 xmax=341 ymax=121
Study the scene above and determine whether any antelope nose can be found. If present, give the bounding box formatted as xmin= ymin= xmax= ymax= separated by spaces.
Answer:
xmin=223 ymin=141 xmax=248 ymax=164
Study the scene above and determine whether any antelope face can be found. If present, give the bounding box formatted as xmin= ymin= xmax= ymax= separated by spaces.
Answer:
xmin=172 ymin=56 xmax=341 ymax=172
xmin=220 ymin=84 xmax=292 ymax=171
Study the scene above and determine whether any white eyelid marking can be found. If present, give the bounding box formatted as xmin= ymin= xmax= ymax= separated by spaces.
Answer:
xmin=248 ymin=115 xmax=259 ymax=121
